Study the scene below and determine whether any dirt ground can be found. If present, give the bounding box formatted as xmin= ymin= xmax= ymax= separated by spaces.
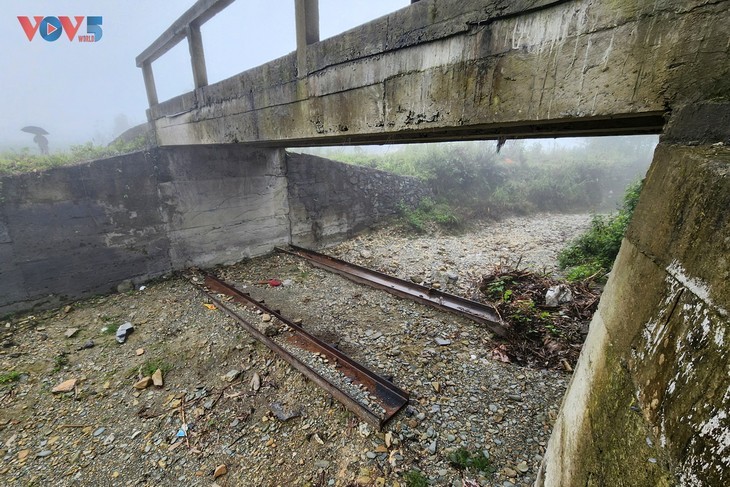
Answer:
xmin=0 ymin=213 xmax=592 ymax=487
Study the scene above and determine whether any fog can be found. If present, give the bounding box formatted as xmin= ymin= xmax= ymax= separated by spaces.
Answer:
xmin=0 ymin=0 xmax=409 ymax=150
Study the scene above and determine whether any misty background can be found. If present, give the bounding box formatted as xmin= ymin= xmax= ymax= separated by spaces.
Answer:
xmin=1 ymin=0 xmax=409 ymax=150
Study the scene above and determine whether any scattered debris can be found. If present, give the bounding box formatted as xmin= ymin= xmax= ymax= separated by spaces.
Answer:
xmin=258 ymin=279 xmax=282 ymax=287
xmin=76 ymin=339 xmax=94 ymax=351
xmin=135 ymin=348 xmax=145 ymax=356
xmin=51 ymin=378 xmax=77 ymax=393
xmin=481 ymin=265 xmax=598 ymax=369
xmin=262 ymin=313 xmax=272 ymax=322
xmin=115 ymin=322 xmax=134 ymax=344
xmin=203 ymin=303 xmax=217 ymax=310
xmin=545 ymin=284 xmax=573 ymax=307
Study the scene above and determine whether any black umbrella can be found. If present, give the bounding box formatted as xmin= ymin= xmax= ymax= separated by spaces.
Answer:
xmin=21 ymin=126 xmax=49 ymax=135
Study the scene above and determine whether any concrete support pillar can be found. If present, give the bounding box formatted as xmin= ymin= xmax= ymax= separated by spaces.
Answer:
xmin=142 ymin=62 xmax=158 ymax=107
xmin=187 ymin=24 xmax=208 ymax=89
xmin=295 ymin=0 xmax=319 ymax=77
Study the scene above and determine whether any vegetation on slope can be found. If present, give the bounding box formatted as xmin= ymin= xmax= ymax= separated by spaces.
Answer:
xmin=301 ymin=136 xmax=655 ymax=232
xmin=0 ymin=136 xmax=149 ymax=176
xmin=558 ymin=179 xmax=643 ymax=280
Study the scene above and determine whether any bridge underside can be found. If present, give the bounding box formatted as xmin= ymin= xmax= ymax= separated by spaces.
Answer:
xmin=143 ymin=1 xmax=730 ymax=486
xmin=246 ymin=112 xmax=665 ymax=148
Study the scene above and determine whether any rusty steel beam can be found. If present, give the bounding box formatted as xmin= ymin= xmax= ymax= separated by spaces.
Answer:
xmin=277 ymin=245 xmax=508 ymax=337
xmin=201 ymin=274 xmax=409 ymax=429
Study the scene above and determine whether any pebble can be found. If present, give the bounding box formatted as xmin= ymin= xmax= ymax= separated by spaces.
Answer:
xmin=213 ymin=464 xmax=227 ymax=479
xmin=134 ymin=377 xmax=152 ymax=389
xmin=152 ymin=369 xmax=164 ymax=387
xmin=64 ymin=328 xmax=79 ymax=338
xmin=427 ymin=440 xmax=437 ymax=454
xmin=223 ymin=369 xmax=240 ymax=382
xmin=52 ymin=378 xmax=77 ymax=393
xmin=36 ymin=450 xmax=53 ymax=458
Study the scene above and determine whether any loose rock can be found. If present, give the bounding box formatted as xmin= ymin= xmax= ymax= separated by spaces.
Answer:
xmin=134 ymin=376 xmax=152 ymax=390
xmin=151 ymin=368 xmax=164 ymax=387
xmin=213 ymin=464 xmax=227 ymax=479
xmin=52 ymin=378 xmax=77 ymax=393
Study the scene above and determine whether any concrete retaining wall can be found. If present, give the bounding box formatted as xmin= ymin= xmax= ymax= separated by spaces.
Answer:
xmin=0 ymin=147 xmax=426 ymax=316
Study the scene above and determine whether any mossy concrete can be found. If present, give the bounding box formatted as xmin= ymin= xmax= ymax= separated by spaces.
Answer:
xmin=149 ymin=0 xmax=729 ymax=147
xmin=538 ymin=142 xmax=730 ymax=486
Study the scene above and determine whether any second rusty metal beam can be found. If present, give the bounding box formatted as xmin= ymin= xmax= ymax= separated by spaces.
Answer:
xmin=202 ymin=273 xmax=409 ymax=430
xmin=277 ymin=245 xmax=508 ymax=337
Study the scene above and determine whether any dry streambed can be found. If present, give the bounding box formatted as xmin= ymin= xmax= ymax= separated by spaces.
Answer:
xmin=0 ymin=213 xmax=591 ymax=487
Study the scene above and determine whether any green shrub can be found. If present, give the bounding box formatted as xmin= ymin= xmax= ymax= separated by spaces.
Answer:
xmin=0 ymin=371 xmax=22 ymax=384
xmin=0 ymin=136 xmax=149 ymax=176
xmin=559 ymin=179 xmax=643 ymax=279
xmin=447 ymin=448 xmax=494 ymax=474
xmin=403 ymin=470 xmax=428 ymax=487
xmin=400 ymin=198 xmax=460 ymax=232
xmin=141 ymin=358 xmax=173 ymax=377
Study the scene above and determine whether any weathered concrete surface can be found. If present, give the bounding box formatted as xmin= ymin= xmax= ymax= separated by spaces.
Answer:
xmin=0 ymin=148 xmax=427 ymax=316
xmin=287 ymin=152 xmax=429 ymax=248
xmin=0 ymin=152 xmax=171 ymax=315
xmin=156 ymin=145 xmax=290 ymax=267
xmin=537 ymin=139 xmax=730 ymax=486
xmin=149 ymin=0 xmax=728 ymax=146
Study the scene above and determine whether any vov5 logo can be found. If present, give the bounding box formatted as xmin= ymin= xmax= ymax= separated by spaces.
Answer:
xmin=18 ymin=16 xmax=103 ymax=42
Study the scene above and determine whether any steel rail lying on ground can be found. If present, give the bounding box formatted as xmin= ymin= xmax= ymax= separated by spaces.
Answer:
xmin=276 ymin=245 xmax=508 ymax=337
xmin=200 ymin=273 xmax=409 ymax=430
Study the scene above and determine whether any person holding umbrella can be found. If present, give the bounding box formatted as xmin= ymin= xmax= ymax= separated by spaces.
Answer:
xmin=21 ymin=126 xmax=50 ymax=155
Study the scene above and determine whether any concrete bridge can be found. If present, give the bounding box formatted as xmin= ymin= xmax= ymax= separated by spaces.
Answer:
xmin=0 ymin=1 xmax=725 ymax=486
xmin=136 ymin=1 xmax=730 ymax=485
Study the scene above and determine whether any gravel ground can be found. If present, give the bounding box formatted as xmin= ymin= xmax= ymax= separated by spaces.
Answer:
xmin=0 ymin=213 xmax=591 ymax=487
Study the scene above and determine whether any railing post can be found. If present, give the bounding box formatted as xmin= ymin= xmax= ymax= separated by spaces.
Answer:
xmin=295 ymin=0 xmax=319 ymax=77
xmin=142 ymin=62 xmax=159 ymax=106
xmin=187 ymin=24 xmax=209 ymax=89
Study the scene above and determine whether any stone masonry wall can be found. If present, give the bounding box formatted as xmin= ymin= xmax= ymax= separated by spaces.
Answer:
xmin=286 ymin=152 xmax=430 ymax=248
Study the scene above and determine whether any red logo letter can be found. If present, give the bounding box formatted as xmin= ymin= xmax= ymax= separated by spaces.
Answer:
xmin=59 ymin=16 xmax=85 ymax=41
xmin=18 ymin=16 xmax=44 ymax=41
